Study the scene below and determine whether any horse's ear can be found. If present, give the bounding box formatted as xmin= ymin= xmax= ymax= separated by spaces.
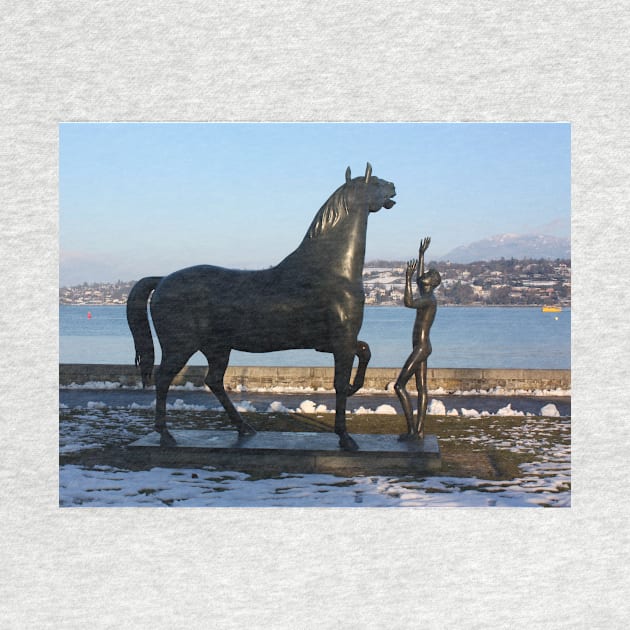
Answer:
xmin=365 ymin=162 xmax=372 ymax=183
xmin=345 ymin=167 xmax=351 ymax=184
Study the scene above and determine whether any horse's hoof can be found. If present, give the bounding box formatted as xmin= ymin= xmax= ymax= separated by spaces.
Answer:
xmin=238 ymin=422 xmax=257 ymax=436
xmin=159 ymin=430 xmax=177 ymax=447
xmin=398 ymin=432 xmax=418 ymax=442
xmin=338 ymin=433 xmax=359 ymax=452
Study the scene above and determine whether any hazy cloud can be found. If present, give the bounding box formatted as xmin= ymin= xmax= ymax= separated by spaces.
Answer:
xmin=60 ymin=250 xmax=133 ymax=286
xmin=523 ymin=216 xmax=571 ymax=238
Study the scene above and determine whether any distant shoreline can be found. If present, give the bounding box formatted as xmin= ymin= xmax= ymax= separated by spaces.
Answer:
xmin=58 ymin=303 xmax=570 ymax=309
xmin=60 ymin=258 xmax=571 ymax=309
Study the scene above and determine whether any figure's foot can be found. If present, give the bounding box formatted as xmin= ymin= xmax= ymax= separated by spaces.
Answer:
xmin=238 ymin=421 xmax=257 ymax=436
xmin=158 ymin=429 xmax=177 ymax=447
xmin=338 ymin=432 xmax=359 ymax=452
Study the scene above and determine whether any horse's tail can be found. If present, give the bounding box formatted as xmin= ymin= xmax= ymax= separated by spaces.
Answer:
xmin=126 ymin=276 xmax=163 ymax=387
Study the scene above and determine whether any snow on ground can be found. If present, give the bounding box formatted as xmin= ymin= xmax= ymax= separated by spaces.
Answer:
xmin=79 ymin=399 xmax=560 ymax=418
xmin=59 ymin=464 xmax=570 ymax=508
xmin=65 ymin=380 xmax=124 ymax=390
xmin=128 ymin=399 xmax=207 ymax=412
xmin=59 ymin=407 xmax=571 ymax=508
xmin=62 ymin=396 xmax=565 ymax=419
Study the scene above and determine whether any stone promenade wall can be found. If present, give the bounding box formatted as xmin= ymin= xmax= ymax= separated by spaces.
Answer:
xmin=60 ymin=364 xmax=571 ymax=392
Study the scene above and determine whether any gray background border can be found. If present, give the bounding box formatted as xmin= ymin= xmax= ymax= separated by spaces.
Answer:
xmin=2 ymin=2 xmax=628 ymax=627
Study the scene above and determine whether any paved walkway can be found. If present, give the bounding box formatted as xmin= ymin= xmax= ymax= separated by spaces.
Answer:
xmin=60 ymin=387 xmax=571 ymax=416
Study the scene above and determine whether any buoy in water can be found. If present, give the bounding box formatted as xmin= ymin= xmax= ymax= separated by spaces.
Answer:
xmin=87 ymin=311 xmax=92 ymax=319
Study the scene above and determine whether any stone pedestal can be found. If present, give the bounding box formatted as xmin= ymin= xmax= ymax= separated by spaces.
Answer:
xmin=127 ymin=430 xmax=441 ymax=475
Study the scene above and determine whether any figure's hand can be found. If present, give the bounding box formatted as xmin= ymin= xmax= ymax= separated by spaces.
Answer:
xmin=419 ymin=237 xmax=431 ymax=255
xmin=406 ymin=259 xmax=418 ymax=277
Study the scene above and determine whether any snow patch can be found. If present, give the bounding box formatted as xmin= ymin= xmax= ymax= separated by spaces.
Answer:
xmin=266 ymin=401 xmax=292 ymax=414
xmin=66 ymin=380 xmax=121 ymax=390
xmin=235 ymin=400 xmax=256 ymax=413
xmin=298 ymin=400 xmax=317 ymax=414
xmin=460 ymin=408 xmax=481 ymax=418
xmin=349 ymin=404 xmax=397 ymax=415
xmin=540 ymin=403 xmax=560 ymax=417
xmin=170 ymin=381 xmax=202 ymax=391
xmin=496 ymin=403 xmax=526 ymax=417
xmin=167 ymin=399 xmax=207 ymax=412
xmin=427 ymin=399 xmax=446 ymax=415
xmin=429 ymin=387 xmax=449 ymax=396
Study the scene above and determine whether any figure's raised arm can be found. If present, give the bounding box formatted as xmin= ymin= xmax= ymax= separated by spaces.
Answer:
xmin=419 ymin=237 xmax=431 ymax=256
xmin=406 ymin=258 xmax=418 ymax=277
xmin=404 ymin=259 xmax=418 ymax=307
xmin=418 ymin=237 xmax=431 ymax=279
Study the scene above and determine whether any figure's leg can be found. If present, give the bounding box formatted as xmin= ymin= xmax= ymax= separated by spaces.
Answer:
xmin=333 ymin=346 xmax=358 ymax=451
xmin=155 ymin=346 xmax=195 ymax=447
xmin=202 ymin=347 xmax=256 ymax=436
xmin=395 ymin=345 xmax=429 ymax=441
xmin=415 ymin=360 xmax=428 ymax=438
xmin=348 ymin=340 xmax=371 ymax=396
xmin=395 ymin=350 xmax=420 ymax=440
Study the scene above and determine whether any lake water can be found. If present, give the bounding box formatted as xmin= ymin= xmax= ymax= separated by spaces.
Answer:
xmin=59 ymin=305 xmax=570 ymax=369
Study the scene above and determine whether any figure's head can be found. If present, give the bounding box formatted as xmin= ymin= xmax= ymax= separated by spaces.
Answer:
xmin=419 ymin=268 xmax=441 ymax=292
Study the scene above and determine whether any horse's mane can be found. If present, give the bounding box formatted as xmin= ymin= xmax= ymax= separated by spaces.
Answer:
xmin=305 ymin=185 xmax=350 ymax=239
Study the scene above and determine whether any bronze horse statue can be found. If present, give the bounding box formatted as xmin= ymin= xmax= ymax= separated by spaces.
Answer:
xmin=126 ymin=163 xmax=396 ymax=451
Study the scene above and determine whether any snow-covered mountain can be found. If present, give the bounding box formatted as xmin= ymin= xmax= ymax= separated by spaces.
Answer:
xmin=440 ymin=233 xmax=570 ymax=263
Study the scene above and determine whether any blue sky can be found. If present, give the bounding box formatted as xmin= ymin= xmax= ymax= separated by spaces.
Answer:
xmin=59 ymin=122 xmax=570 ymax=285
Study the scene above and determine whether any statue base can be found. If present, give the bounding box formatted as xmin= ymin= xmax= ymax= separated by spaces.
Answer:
xmin=127 ymin=430 xmax=441 ymax=476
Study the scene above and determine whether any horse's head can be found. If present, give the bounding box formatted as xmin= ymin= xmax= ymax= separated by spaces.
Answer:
xmin=305 ymin=164 xmax=396 ymax=241
xmin=345 ymin=163 xmax=396 ymax=213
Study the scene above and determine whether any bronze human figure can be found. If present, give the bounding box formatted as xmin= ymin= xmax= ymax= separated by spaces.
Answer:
xmin=395 ymin=237 xmax=442 ymax=441
xmin=127 ymin=163 xmax=396 ymax=451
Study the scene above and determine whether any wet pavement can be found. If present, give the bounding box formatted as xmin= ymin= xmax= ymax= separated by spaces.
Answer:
xmin=60 ymin=387 xmax=571 ymax=416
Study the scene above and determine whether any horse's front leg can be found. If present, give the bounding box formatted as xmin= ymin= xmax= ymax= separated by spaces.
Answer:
xmin=333 ymin=348 xmax=359 ymax=452
xmin=348 ymin=340 xmax=371 ymax=397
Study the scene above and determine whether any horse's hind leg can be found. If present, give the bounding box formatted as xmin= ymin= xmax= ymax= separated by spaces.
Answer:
xmin=202 ymin=347 xmax=256 ymax=436
xmin=348 ymin=340 xmax=371 ymax=396
xmin=155 ymin=346 xmax=194 ymax=447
